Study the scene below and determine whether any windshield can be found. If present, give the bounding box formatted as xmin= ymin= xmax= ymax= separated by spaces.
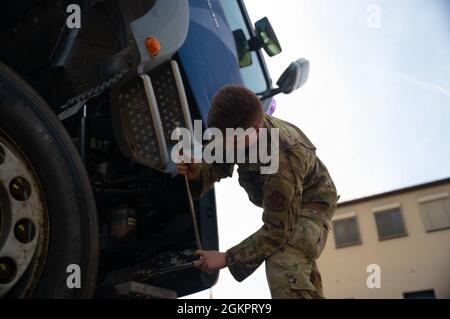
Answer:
xmin=218 ymin=0 xmax=269 ymax=94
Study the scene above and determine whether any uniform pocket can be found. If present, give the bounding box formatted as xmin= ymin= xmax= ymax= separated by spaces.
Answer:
xmin=287 ymin=264 xmax=316 ymax=292
xmin=288 ymin=216 xmax=328 ymax=259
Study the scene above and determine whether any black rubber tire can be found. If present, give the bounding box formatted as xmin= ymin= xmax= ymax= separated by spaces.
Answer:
xmin=0 ymin=61 xmax=99 ymax=298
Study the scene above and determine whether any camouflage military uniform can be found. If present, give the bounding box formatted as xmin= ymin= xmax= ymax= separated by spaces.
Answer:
xmin=192 ymin=114 xmax=338 ymax=299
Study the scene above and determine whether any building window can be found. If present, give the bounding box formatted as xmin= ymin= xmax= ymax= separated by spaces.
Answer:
xmin=374 ymin=208 xmax=407 ymax=240
xmin=418 ymin=196 xmax=450 ymax=232
xmin=403 ymin=290 xmax=436 ymax=299
xmin=333 ymin=217 xmax=361 ymax=248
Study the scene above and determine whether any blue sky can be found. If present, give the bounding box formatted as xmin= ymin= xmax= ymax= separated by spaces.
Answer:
xmin=251 ymin=0 xmax=450 ymax=200
xmin=186 ymin=0 xmax=450 ymax=298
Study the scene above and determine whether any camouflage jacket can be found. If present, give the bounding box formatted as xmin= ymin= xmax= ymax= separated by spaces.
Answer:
xmin=192 ymin=114 xmax=338 ymax=282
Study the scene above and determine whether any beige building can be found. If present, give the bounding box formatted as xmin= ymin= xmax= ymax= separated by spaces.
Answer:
xmin=318 ymin=178 xmax=450 ymax=299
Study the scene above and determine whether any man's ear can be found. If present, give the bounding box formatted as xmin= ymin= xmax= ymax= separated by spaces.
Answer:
xmin=255 ymin=118 xmax=264 ymax=134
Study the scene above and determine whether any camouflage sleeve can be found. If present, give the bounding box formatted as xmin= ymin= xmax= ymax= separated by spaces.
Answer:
xmin=224 ymin=148 xmax=318 ymax=282
xmin=190 ymin=163 xmax=234 ymax=199
xmin=225 ymin=172 xmax=298 ymax=282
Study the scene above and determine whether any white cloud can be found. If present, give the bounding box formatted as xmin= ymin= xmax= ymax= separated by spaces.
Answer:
xmin=368 ymin=67 xmax=450 ymax=100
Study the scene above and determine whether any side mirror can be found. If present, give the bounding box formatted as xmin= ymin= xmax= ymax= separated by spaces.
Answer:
xmin=249 ymin=17 xmax=282 ymax=57
xmin=233 ymin=29 xmax=253 ymax=68
xmin=277 ymin=58 xmax=309 ymax=93
xmin=232 ymin=18 xmax=281 ymax=69
xmin=262 ymin=58 xmax=310 ymax=99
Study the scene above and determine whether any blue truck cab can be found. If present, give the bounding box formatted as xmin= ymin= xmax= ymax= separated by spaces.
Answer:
xmin=179 ymin=0 xmax=274 ymax=122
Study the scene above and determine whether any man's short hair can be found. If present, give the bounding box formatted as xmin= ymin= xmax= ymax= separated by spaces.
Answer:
xmin=207 ymin=85 xmax=264 ymax=132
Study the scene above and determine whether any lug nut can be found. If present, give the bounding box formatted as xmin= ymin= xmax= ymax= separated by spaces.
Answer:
xmin=9 ymin=177 xmax=32 ymax=201
xmin=14 ymin=219 xmax=36 ymax=244
xmin=0 ymin=257 xmax=17 ymax=284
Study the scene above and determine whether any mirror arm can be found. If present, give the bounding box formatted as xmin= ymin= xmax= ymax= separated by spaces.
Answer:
xmin=261 ymin=87 xmax=283 ymax=101
xmin=248 ymin=36 xmax=264 ymax=51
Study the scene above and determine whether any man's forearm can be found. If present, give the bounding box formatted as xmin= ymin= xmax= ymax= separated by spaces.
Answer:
xmin=225 ymin=224 xmax=287 ymax=282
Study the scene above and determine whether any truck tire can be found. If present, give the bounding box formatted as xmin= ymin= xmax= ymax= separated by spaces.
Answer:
xmin=0 ymin=61 xmax=99 ymax=298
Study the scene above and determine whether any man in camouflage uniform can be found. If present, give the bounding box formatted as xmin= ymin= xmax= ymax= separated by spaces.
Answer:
xmin=177 ymin=86 xmax=338 ymax=299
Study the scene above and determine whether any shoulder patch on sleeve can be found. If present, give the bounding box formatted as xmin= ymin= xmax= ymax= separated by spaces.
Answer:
xmin=265 ymin=190 xmax=286 ymax=211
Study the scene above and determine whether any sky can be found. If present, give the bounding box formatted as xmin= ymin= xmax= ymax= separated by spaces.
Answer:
xmin=185 ymin=0 xmax=450 ymax=299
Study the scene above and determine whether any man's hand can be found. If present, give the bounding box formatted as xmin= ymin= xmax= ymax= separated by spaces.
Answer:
xmin=176 ymin=161 xmax=202 ymax=182
xmin=193 ymin=250 xmax=227 ymax=274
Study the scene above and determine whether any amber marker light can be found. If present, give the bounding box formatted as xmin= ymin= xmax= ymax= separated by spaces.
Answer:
xmin=145 ymin=37 xmax=161 ymax=57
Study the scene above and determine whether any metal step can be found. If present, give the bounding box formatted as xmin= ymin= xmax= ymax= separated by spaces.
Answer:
xmin=115 ymin=281 xmax=177 ymax=299
xmin=115 ymin=74 xmax=169 ymax=170
xmin=149 ymin=60 xmax=193 ymax=143
xmin=113 ymin=60 xmax=193 ymax=172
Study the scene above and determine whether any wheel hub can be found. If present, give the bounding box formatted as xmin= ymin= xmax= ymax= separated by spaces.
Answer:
xmin=0 ymin=132 xmax=48 ymax=297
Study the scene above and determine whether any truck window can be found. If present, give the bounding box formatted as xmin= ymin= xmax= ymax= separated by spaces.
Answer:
xmin=219 ymin=0 xmax=269 ymax=95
